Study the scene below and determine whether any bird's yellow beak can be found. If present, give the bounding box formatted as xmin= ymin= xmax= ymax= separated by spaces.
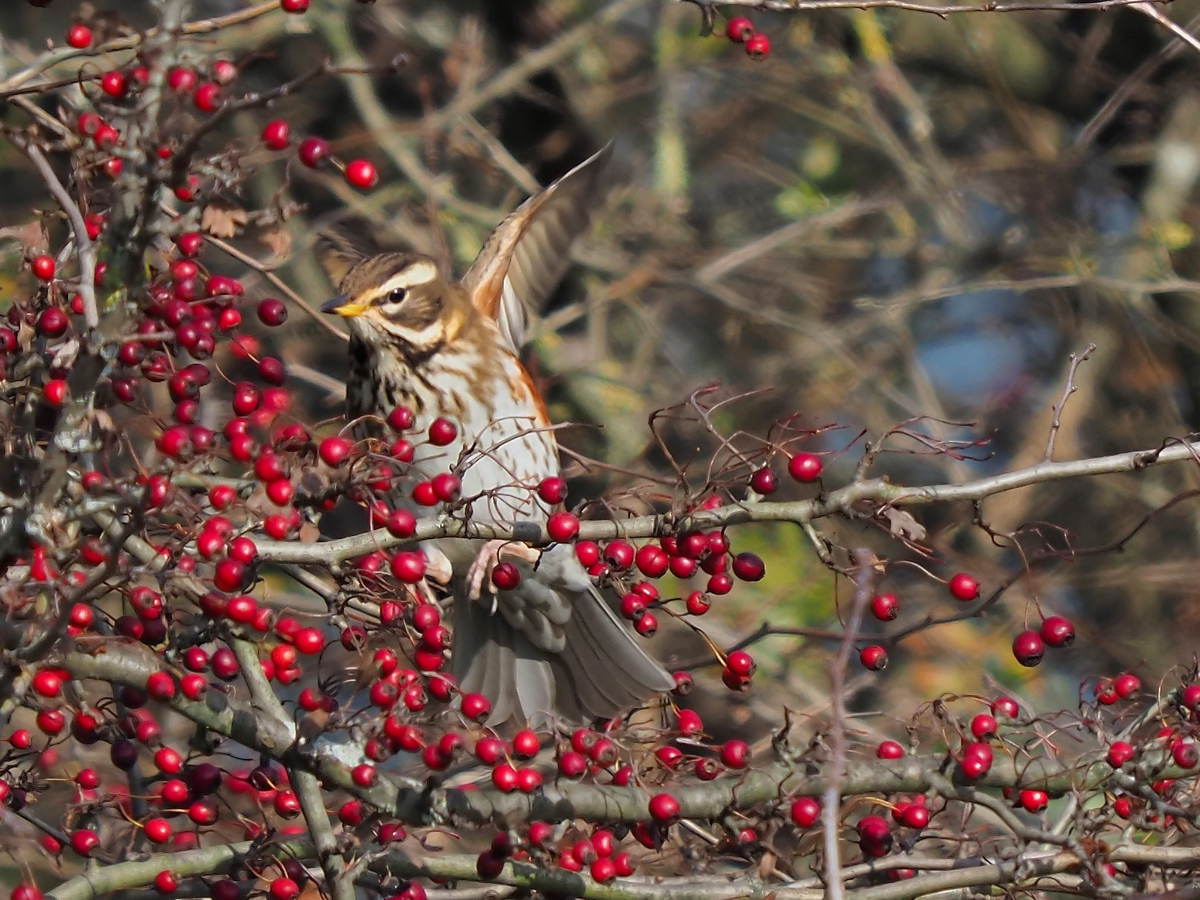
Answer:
xmin=320 ymin=295 xmax=371 ymax=317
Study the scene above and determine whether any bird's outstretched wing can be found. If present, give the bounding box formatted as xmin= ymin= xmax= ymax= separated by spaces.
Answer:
xmin=462 ymin=143 xmax=614 ymax=352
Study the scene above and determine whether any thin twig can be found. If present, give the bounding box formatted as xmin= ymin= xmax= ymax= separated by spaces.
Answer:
xmin=1043 ymin=344 xmax=1096 ymax=462
xmin=9 ymin=137 xmax=98 ymax=332
xmin=822 ymin=550 xmax=877 ymax=900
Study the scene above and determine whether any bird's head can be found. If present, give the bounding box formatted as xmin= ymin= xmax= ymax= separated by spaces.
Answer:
xmin=320 ymin=252 xmax=472 ymax=355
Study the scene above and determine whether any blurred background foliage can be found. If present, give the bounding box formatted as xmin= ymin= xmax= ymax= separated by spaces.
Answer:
xmin=5 ymin=0 xmax=1200 ymax=750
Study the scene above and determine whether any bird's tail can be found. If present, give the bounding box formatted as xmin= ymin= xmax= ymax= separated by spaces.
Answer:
xmin=453 ymin=585 xmax=674 ymax=727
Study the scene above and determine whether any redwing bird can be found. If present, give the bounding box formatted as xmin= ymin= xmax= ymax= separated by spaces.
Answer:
xmin=319 ymin=146 xmax=674 ymax=726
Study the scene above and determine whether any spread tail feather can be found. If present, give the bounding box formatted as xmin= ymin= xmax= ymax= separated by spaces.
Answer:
xmin=453 ymin=585 xmax=672 ymax=726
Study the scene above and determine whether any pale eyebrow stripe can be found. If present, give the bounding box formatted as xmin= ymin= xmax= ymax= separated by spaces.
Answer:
xmin=370 ymin=261 xmax=440 ymax=299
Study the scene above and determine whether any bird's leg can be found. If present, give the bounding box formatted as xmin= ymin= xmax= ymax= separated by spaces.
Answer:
xmin=423 ymin=545 xmax=453 ymax=585
xmin=466 ymin=539 xmax=541 ymax=601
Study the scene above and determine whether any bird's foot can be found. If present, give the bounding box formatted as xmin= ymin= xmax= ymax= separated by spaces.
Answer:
xmin=466 ymin=539 xmax=540 ymax=601
xmin=423 ymin=546 xmax=453 ymax=586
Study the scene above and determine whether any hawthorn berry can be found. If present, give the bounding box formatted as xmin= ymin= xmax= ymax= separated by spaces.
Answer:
xmin=948 ymin=572 xmax=980 ymax=601
xmin=258 ymin=298 xmax=288 ymax=326
xmin=1039 ymin=615 xmax=1075 ymax=648
xmin=345 ymin=159 xmax=379 ymax=189
xmin=648 ymin=793 xmax=680 ymax=822
xmin=871 ymin=592 xmax=899 ymax=621
xmin=790 ymin=796 xmax=820 ymax=827
xmin=66 ymin=25 xmax=93 ymax=48
xmin=31 ymin=255 xmax=55 ymax=281
xmin=193 ymin=82 xmax=221 ymax=113
xmin=100 ymin=70 xmax=127 ymax=97
xmin=298 ymin=137 xmax=329 ymax=168
xmin=1011 ymin=630 xmax=1045 ymax=667
xmin=746 ymin=32 xmax=771 ymax=60
xmin=1115 ymin=673 xmax=1141 ymax=699
xmin=788 ymin=452 xmax=822 ymax=482
xmin=547 ymin=511 xmax=580 ymax=542
xmin=1019 ymin=789 xmax=1049 ymax=813
xmin=971 ymin=713 xmax=998 ymax=741
xmin=732 ymin=551 xmax=765 ymax=581
xmin=428 ymin=417 xmax=457 ymax=445
xmin=725 ymin=16 xmax=754 ymax=41
xmin=262 ymin=120 xmax=291 ymax=150
xmin=860 ymin=644 xmax=888 ymax=670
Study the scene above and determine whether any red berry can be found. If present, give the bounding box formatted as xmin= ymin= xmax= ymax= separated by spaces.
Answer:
xmin=746 ymin=32 xmax=771 ymax=60
xmin=258 ymin=298 xmax=288 ymax=327
xmin=100 ymin=70 xmax=126 ymax=97
xmin=461 ymin=692 xmax=491 ymax=722
xmin=345 ymin=159 xmax=379 ymax=190
xmin=1011 ymin=630 xmax=1045 ymax=667
xmin=1174 ymin=740 xmax=1199 ymax=769
xmin=1019 ymin=789 xmax=1048 ymax=813
xmin=492 ymin=763 xmax=518 ymax=792
xmin=510 ymin=729 xmax=539 ymax=759
xmin=547 ymin=511 xmax=580 ymax=542
xmin=725 ymin=16 xmax=754 ymax=42
xmin=31 ymin=255 xmax=55 ymax=281
xmin=281 ymin=0 xmax=310 ymax=11
xmin=193 ymin=82 xmax=221 ymax=113
xmin=749 ymin=467 xmax=777 ymax=494
xmin=790 ymin=796 xmax=820 ymax=828
xmin=860 ymin=645 xmax=888 ymax=671
xmin=1185 ymin=683 xmax=1200 ymax=711
xmin=144 ymin=818 xmax=172 ymax=844
xmin=636 ymin=544 xmax=669 ymax=578
xmin=154 ymin=872 xmax=177 ymax=895
xmin=168 ymin=67 xmax=197 ymax=91
xmin=298 ymin=137 xmax=329 ymax=168
xmin=726 ymin=650 xmax=756 ymax=676
xmin=648 ymin=793 xmax=680 ymax=822
xmin=146 ymin=672 xmax=176 ymax=700
xmin=720 ymin=739 xmax=750 ymax=768
xmin=876 ymin=740 xmax=904 ymax=759
xmin=319 ymin=436 xmax=353 ymax=466
xmin=991 ymin=695 xmax=1020 ymax=720
xmin=1107 ymin=741 xmax=1135 ymax=768
xmin=1115 ymin=673 xmax=1141 ymax=699
xmin=970 ymin=714 xmax=998 ymax=741
xmin=44 ymin=379 xmax=69 ymax=406
xmin=492 ymin=562 xmax=521 ymax=590
xmin=1039 ymin=615 xmax=1075 ymax=648
xmin=66 ymin=25 xmax=93 ymax=48
xmin=390 ymin=551 xmax=425 ymax=584
xmin=262 ymin=120 xmax=290 ymax=150
xmin=732 ymin=551 xmax=765 ymax=581
xmin=294 ymin=628 xmax=324 ymax=655
xmin=787 ymin=453 xmax=822 ymax=482
xmin=856 ymin=815 xmax=892 ymax=856
xmin=948 ymin=573 xmax=979 ymax=601
xmin=428 ymin=417 xmax=457 ymax=445
xmin=870 ymin=592 xmax=899 ymax=621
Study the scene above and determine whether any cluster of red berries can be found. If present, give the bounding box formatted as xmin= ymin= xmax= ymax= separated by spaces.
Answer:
xmin=725 ymin=16 xmax=771 ymax=60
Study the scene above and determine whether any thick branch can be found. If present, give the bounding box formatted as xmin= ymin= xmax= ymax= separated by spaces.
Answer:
xmin=252 ymin=436 xmax=1200 ymax=564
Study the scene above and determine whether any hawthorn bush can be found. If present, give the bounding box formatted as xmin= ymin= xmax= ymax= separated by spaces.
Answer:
xmin=2 ymin=1 xmax=1200 ymax=900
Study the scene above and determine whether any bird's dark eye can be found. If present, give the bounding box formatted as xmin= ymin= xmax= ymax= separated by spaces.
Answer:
xmin=387 ymin=288 xmax=407 ymax=303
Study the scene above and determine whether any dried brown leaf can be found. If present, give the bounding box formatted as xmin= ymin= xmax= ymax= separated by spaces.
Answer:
xmin=883 ymin=508 xmax=926 ymax=541
xmin=259 ymin=228 xmax=292 ymax=266
xmin=201 ymin=202 xmax=249 ymax=239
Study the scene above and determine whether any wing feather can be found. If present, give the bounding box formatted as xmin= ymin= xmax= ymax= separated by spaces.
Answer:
xmin=463 ymin=144 xmax=614 ymax=351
